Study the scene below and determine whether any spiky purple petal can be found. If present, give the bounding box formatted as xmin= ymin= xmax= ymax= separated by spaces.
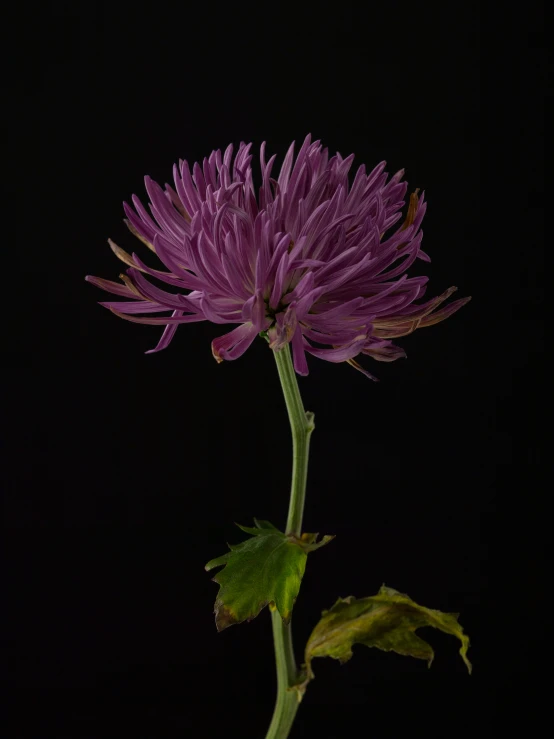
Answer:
xmin=87 ymin=136 xmax=470 ymax=377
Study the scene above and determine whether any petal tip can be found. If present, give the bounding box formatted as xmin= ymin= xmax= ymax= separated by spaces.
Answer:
xmin=211 ymin=343 xmax=224 ymax=364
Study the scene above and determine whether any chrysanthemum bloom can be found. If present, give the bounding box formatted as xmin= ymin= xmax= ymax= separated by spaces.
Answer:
xmin=86 ymin=134 xmax=470 ymax=379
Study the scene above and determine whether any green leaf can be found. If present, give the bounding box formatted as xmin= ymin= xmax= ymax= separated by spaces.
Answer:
xmin=205 ymin=520 xmax=334 ymax=631
xmin=300 ymin=585 xmax=471 ymax=692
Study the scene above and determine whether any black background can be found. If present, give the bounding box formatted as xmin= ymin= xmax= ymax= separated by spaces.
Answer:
xmin=6 ymin=2 xmax=546 ymax=737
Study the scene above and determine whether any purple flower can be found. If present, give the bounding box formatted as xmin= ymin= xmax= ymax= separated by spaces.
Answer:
xmin=86 ymin=135 xmax=470 ymax=379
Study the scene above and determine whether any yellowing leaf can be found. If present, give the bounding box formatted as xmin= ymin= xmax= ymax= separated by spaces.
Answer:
xmin=300 ymin=585 xmax=471 ymax=693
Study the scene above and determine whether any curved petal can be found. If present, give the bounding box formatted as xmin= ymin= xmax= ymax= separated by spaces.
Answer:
xmin=127 ymin=268 xmax=200 ymax=313
xmin=304 ymin=335 xmax=367 ymax=363
xmin=100 ymin=300 xmax=172 ymax=314
xmin=372 ymin=295 xmax=471 ymax=339
xmin=375 ymin=286 xmax=459 ymax=326
xmin=85 ymin=275 xmax=136 ymax=298
xmin=346 ymin=358 xmax=379 ymax=381
xmin=291 ymin=324 xmax=309 ymax=375
xmin=201 ymin=295 xmax=243 ymax=324
xmin=211 ymin=323 xmax=259 ymax=363
xmin=415 ymin=296 xmax=471 ymax=328
xmin=302 ymin=325 xmax=370 ymax=346
xmin=131 ymin=252 xmax=196 ymax=290
xmin=362 ymin=340 xmax=407 ymax=362
xmin=145 ymin=311 xmax=183 ymax=354
xmin=109 ymin=308 xmax=206 ymax=325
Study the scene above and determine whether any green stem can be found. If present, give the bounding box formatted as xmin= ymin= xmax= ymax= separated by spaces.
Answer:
xmin=265 ymin=343 xmax=315 ymax=739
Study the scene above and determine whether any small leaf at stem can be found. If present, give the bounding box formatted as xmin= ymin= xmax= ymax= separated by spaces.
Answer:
xmin=253 ymin=518 xmax=279 ymax=531
xmin=205 ymin=520 xmax=333 ymax=631
xmin=298 ymin=585 xmax=471 ymax=695
xmin=295 ymin=532 xmax=335 ymax=552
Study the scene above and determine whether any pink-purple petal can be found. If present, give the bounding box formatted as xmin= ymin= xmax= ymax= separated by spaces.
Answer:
xmin=291 ymin=325 xmax=309 ymax=376
xmin=304 ymin=336 xmax=368 ymax=363
xmin=145 ymin=311 xmax=183 ymax=354
xmin=85 ymin=275 xmax=136 ymax=298
xmin=89 ymin=137 xmax=469 ymax=370
xmin=109 ymin=309 xmax=206 ymax=325
xmin=211 ymin=323 xmax=258 ymax=363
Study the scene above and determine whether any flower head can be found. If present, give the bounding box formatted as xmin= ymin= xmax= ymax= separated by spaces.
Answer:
xmin=86 ymin=135 xmax=470 ymax=379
